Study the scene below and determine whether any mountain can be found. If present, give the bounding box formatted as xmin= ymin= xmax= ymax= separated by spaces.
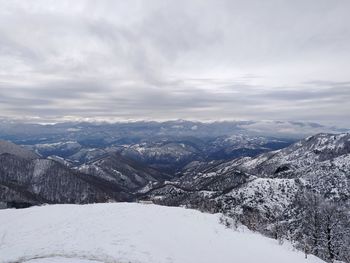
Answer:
xmin=25 ymin=135 xmax=294 ymax=174
xmin=230 ymin=133 xmax=350 ymax=200
xmin=78 ymin=152 xmax=171 ymax=192
xmin=145 ymin=132 xmax=350 ymax=207
xmin=1 ymin=132 xmax=349 ymax=262
xmin=0 ymin=142 xmax=132 ymax=208
xmin=117 ymin=139 xmax=204 ymax=173
xmin=141 ymin=133 xmax=350 ymax=262
xmin=0 ymin=140 xmax=39 ymax=160
xmin=203 ymin=134 xmax=293 ymax=160
xmin=0 ymin=131 xmax=348 ymax=262
xmin=27 ymin=141 xmax=82 ymax=158
xmin=0 ymin=120 xmax=348 ymax=146
xmin=0 ymin=203 xmax=325 ymax=263
xmin=233 ymin=133 xmax=350 ymax=175
xmin=24 ymin=141 xmax=109 ymax=165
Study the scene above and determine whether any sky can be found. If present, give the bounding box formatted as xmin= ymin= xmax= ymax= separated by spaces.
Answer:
xmin=0 ymin=0 xmax=350 ymax=126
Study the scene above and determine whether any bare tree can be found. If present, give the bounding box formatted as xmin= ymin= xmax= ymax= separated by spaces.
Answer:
xmin=295 ymin=191 xmax=350 ymax=263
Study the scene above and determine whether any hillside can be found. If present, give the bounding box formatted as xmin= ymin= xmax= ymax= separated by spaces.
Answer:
xmin=147 ymin=133 xmax=350 ymax=209
xmin=78 ymin=152 xmax=171 ymax=191
xmin=0 ymin=203 xmax=325 ymax=263
xmin=142 ymin=133 xmax=350 ymax=263
xmin=0 ymin=140 xmax=39 ymax=160
xmin=0 ymin=142 xmax=132 ymax=207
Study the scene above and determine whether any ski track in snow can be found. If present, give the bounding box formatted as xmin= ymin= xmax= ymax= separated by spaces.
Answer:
xmin=0 ymin=203 xmax=325 ymax=263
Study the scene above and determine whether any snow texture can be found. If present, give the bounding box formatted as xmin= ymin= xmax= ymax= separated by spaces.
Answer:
xmin=0 ymin=203 xmax=325 ymax=263
xmin=24 ymin=258 xmax=100 ymax=263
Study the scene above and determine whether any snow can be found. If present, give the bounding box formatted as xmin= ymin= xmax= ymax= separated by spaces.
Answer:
xmin=227 ymin=178 xmax=298 ymax=213
xmin=24 ymin=258 xmax=100 ymax=263
xmin=0 ymin=203 xmax=325 ymax=263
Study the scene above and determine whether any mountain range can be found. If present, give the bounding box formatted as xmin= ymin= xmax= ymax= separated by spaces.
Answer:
xmin=0 ymin=121 xmax=349 ymax=262
xmin=144 ymin=133 xmax=350 ymax=214
xmin=1 ymin=128 xmax=349 ymax=211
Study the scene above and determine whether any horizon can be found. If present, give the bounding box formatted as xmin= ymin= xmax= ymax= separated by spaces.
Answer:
xmin=0 ymin=117 xmax=349 ymax=140
xmin=0 ymin=116 xmax=347 ymax=127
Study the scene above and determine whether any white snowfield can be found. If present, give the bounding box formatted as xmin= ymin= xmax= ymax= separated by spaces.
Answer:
xmin=0 ymin=203 xmax=325 ymax=263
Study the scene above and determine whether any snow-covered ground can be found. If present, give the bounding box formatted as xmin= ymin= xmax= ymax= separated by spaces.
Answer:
xmin=0 ymin=203 xmax=325 ymax=263
xmin=24 ymin=258 xmax=100 ymax=263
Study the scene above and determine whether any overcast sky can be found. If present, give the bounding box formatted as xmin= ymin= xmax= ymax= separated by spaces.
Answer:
xmin=0 ymin=0 xmax=349 ymax=126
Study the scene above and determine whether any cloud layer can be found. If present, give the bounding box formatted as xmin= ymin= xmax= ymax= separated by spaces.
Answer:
xmin=0 ymin=0 xmax=349 ymax=125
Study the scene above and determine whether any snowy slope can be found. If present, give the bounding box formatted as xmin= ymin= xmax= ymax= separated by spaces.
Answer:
xmin=157 ymin=133 xmax=350 ymax=216
xmin=24 ymin=259 xmax=100 ymax=263
xmin=235 ymin=133 xmax=350 ymax=176
xmin=0 ymin=203 xmax=325 ymax=263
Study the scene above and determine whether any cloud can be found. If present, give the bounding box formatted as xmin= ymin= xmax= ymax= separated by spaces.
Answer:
xmin=0 ymin=0 xmax=349 ymax=126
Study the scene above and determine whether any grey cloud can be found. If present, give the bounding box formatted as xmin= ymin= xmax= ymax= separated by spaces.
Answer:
xmin=0 ymin=0 xmax=349 ymax=126
xmin=0 ymin=77 xmax=347 ymax=125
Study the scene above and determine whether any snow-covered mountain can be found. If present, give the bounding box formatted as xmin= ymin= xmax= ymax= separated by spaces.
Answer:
xmin=0 ymin=143 xmax=132 ymax=208
xmin=25 ymin=141 xmax=109 ymax=165
xmin=0 ymin=120 xmax=347 ymax=144
xmin=233 ymin=133 xmax=350 ymax=176
xmin=0 ymin=132 xmax=349 ymax=262
xmin=147 ymin=134 xmax=349 ymax=227
xmin=0 ymin=203 xmax=325 ymax=263
xmin=2 ymin=133 xmax=348 ymax=216
xmin=78 ymin=152 xmax=171 ymax=192
xmin=23 ymin=133 xmax=294 ymax=174
xmin=140 ymin=133 xmax=350 ymax=262
xmin=2 ymin=119 xmax=345 ymax=172
xmin=27 ymin=141 xmax=82 ymax=158
xmin=146 ymin=132 xmax=350 ymax=207
xmin=118 ymin=140 xmax=202 ymax=172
